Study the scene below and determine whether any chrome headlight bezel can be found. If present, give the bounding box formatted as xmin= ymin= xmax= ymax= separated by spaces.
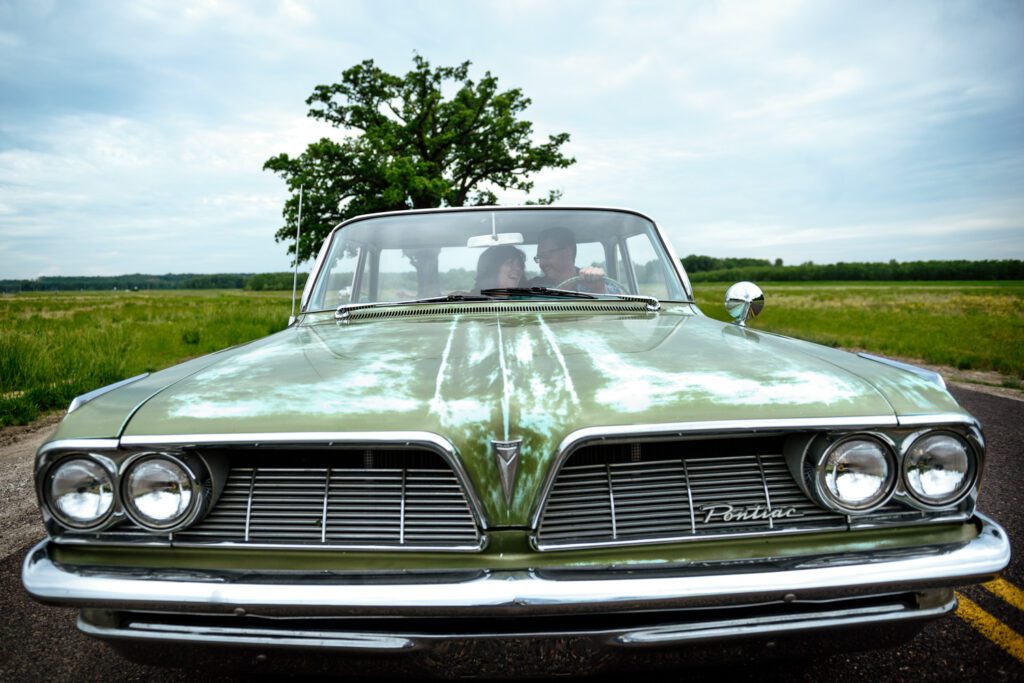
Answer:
xmin=119 ymin=452 xmax=208 ymax=532
xmin=902 ymin=430 xmax=978 ymax=509
xmin=43 ymin=455 xmax=117 ymax=531
xmin=807 ymin=433 xmax=899 ymax=515
xmin=36 ymin=442 xmax=226 ymax=538
xmin=787 ymin=424 xmax=983 ymax=519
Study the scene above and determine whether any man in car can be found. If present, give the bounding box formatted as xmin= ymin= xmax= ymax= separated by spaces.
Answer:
xmin=528 ymin=227 xmax=616 ymax=293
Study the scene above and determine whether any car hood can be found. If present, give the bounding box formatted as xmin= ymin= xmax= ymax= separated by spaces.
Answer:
xmin=77 ymin=305 xmax=966 ymax=524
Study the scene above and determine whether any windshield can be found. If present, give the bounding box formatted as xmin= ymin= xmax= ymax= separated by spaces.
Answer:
xmin=306 ymin=208 xmax=687 ymax=311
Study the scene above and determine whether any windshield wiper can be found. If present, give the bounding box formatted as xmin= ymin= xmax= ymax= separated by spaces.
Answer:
xmin=335 ymin=293 xmax=496 ymax=320
xmin=480 ymin=287 xmax=597 ymax=300
xmin=482 ymin=287 xmax=661 ymax=310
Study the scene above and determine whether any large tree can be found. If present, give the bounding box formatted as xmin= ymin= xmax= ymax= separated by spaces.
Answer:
xmin=264 ymin=55 xmax=575 ymax=276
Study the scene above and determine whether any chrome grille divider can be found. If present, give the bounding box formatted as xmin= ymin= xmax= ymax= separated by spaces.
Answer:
xmin=243 ymin=469 xmax=256 ymax=542
xmin=606 ymin=464 xmax=617 ymax=540
xmin=320 ymin=467 xmax=331 ymax=544
xmin=399 ymin=469 xmax=407 ymax=545
xmin=755 ymin=454 xmax=774 ymax=530
xmin=682 ymin=459 xmax=696 ymax=533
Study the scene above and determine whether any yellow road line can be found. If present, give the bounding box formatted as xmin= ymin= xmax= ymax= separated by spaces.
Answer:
xmin=984 ymin=578 xmax=1024 ymax=613
xmin=956 ymin=592 xmax=1024 ymax=664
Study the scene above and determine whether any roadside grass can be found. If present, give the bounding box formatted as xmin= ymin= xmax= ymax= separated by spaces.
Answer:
xmin=693 ymin=281 xmax=1024 ymax=378
xmin=0 ymin=290 xmax=292 ymax=427
xmin=1 ymin=282 xmax=1022 ymax=428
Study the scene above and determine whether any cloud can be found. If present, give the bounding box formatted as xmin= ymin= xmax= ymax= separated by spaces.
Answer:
xmin=0 ymin=0 xmax=1021 ymax=278
xmin=0 ymin=109 xmax=339 ymax=276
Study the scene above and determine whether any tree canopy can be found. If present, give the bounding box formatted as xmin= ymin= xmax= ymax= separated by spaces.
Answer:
xmin=264 ymin=55 xmax=575 ymax=263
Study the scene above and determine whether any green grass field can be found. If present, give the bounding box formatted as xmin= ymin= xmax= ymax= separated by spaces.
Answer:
xmin=693 ymin=281 xmax=1024 ymax=379
xmin=0 ymin=290 xmax=293 ymax=427
xmin=1 ymin=282 xmax=1022 ymax=427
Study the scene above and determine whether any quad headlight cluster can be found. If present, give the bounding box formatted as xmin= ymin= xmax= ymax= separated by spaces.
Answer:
xmin=43 ymin=452 xmax=207 ymax=532
xmin=794 ymin=429 xmax=978 ymax=515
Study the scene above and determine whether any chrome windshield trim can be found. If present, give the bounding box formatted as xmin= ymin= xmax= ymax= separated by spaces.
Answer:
xmin=649 ymin=217 xmax=693 ymax=301
xmin=298 ymin=234 xmax=332 ymax=316
xmin=23 ymin=514 xmax=1009 ymax=616
xmin=528 ymin=416 xmax=899 ymax=529
xmin=118 ymin=431 xmax=488 ymax=530
xmin=67 ymin=374 xmax=150 ymax=414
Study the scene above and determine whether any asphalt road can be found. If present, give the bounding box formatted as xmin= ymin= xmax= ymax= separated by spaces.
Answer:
xmin=1 ymin=385 xmax=1021 ymax=681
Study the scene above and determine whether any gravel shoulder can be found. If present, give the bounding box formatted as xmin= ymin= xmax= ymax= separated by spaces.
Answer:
xmin=0 ymin=413 xmax=61 ymax=560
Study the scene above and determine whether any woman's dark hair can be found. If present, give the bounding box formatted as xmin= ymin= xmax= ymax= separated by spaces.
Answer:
xmin=473 ymin=245 xmax=526 ymax=292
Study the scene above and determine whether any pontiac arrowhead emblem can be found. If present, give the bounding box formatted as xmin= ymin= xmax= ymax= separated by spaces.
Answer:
xmin=492 ymin=439 xmax=522 ymax=505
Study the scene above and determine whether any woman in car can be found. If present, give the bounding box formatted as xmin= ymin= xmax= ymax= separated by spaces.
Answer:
xmin=473 ymin=245 xmax=526 ymax=293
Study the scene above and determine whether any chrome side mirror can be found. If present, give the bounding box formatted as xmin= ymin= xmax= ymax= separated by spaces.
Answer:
xmin=724 ymin=281 xmax=764 ymax=326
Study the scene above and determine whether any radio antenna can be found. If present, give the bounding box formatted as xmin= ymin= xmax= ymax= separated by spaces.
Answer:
xmin=289 ymin=185 xmax=304 ymax=325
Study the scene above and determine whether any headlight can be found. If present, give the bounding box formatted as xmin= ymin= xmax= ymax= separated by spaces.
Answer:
xmin=47 ymin=458 xmax=114 ymax=529
xmin=817 ymin=436 xmax=896 ymax=513
xmin=122 ymin=455 xmax=197 ymax=530
xmin=904 ymin=432 xmax=974 ymax=507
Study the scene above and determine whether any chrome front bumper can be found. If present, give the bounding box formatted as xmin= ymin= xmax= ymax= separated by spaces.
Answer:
xmin=22 ymin=514 xmax=1010 ymax=672
xmin=24 ymin=514 xmax=1009 ymax=616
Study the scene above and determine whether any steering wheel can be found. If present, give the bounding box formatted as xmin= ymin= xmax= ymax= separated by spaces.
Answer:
xmin=555 ymin=275 xmax=628 ymax=295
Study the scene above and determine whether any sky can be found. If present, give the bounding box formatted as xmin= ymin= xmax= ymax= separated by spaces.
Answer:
xmin=1 ymin=0 xmax=1022 ymax=279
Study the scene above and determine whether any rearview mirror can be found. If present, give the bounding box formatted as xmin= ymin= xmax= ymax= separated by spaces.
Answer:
xmin=467 ymin=232 xmax=524 ymax=248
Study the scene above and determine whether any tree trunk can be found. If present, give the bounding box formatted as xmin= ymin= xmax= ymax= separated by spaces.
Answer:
xmin=404 ymin=248 xmax=441 ymax=297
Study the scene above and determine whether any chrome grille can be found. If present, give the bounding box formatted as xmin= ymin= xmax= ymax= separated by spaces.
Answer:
xmin=536 ymin=442 xmax=923 ymax=550
xmin=66 ymin=448 xmax=482 ymax=551
xmin=176 ymin=465 xmax=480 ymax=548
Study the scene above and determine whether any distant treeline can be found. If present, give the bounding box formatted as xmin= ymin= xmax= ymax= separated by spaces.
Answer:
xmin=682 ymin=255 xmax=783 ymax=272
xmin=0 ymin=272 xmax=309 ymax=293
xmin=683 ymin=256 xmax=1024 ymax=282
xmin=244 ymin=272 xmax=309 ymax=291
xmin=4 ymin=259 xmax=1022 ymax=292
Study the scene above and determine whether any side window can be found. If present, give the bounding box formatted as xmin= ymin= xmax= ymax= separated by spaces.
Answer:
xmin=625 ymin=233 xmax=671 ymax=299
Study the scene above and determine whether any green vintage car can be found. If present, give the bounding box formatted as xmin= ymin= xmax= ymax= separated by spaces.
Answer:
xmin=23 ymin=207 xmax=1010 ymax=677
